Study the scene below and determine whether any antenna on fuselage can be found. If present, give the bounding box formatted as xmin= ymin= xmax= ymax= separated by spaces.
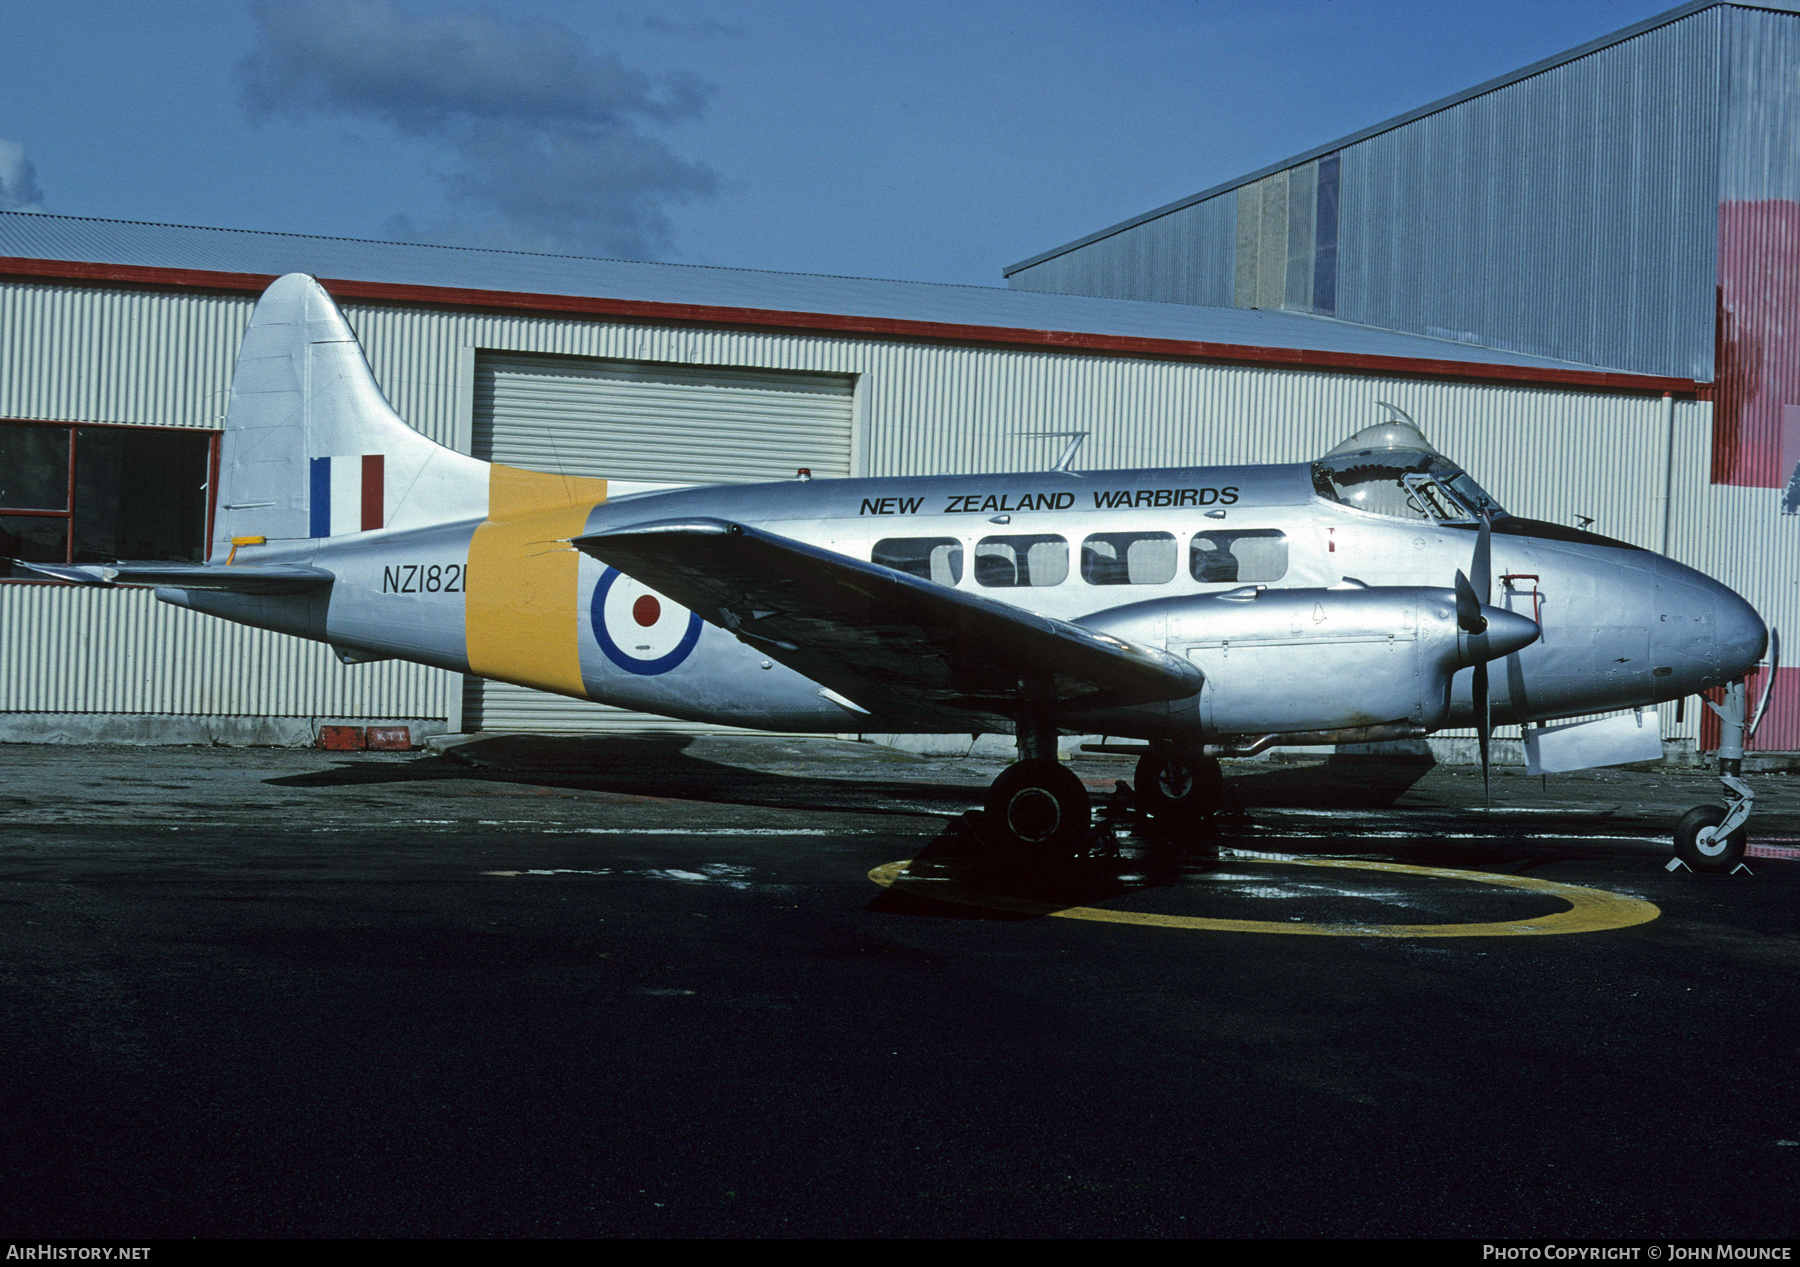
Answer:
xmin=1374 ymin=400 xmax=1418 ymax=427
xmin=1014 ymin=430 xmax=1090 ymax=473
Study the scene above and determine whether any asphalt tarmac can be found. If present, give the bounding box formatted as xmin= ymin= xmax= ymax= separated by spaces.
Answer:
xmin=1 ymin=736 xmax=1798 ymax=1239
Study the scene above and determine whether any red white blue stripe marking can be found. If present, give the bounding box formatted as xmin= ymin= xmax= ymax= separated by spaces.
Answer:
xmin=309 ymin=455 xmax=385 ymax=537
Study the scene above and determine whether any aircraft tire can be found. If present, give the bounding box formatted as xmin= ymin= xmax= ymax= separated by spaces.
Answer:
xmin=1134 ymin=750 xmax=1224 ymax=828
xmin=984 ymin=759 xmax=1091 ymax=857
xmin=1673 ymin=804 xmax=1746 ymax=873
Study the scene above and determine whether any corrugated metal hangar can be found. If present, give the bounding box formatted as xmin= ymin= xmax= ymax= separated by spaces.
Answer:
xmin=2 ymin=0 xmax=1796 ymax=754
xmin=1004 ymin=0 xmax=1800 ymax=751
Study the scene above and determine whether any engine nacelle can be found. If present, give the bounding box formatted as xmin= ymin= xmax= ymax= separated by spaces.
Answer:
xmin=1079 ymin=585 xmax=1535 ymax=741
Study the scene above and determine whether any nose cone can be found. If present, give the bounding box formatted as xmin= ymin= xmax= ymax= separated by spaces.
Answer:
xmin=1712 ymin=582 xmax=1768 ymax=681
xmin=1461 ymin=605 xmax=1539 ymax=664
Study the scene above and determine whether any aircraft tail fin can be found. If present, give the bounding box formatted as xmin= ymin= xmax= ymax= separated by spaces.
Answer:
xmin=213 ymin=274 xmax=487 ymax=557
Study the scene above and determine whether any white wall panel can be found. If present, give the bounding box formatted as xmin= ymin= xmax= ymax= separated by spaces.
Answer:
xmin=474 ymin=353 xmax=853 ymax=482
xmin=465 ymin=679 xmax=776 ymax=736
xmin=0 ymin=583 xmax=457 ymax=718
xmin=0 ymin=282 xmax=248 ymax=428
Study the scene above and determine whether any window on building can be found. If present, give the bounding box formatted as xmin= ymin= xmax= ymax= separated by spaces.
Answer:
xmin=974 ymin=534 xmax=1068 ymax=588
xmin=873 ymin=537 xmax=963 ymax=586
xmin=1191 ymin=529 xmax=1289 ymax=584
xmin=0 ymin=422 xmax=215 ymax=581
xmin=1081 ymin=531 xmax=1177 ymax=585
xmin=1313 ymin=152 xmax=1340 ymax=315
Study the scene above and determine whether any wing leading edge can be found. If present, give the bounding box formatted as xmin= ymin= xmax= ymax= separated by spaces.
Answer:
xmin=572 ymin=518 xmax=1202 ymax=731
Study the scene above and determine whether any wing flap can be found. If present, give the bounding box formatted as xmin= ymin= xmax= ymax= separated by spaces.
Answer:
xmin=572 ymin=518 xmax=1201 ymax=729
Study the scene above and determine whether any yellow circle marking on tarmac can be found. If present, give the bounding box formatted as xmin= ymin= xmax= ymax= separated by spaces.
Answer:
xmin=867 ymin=856 xmax=1660 ymax=937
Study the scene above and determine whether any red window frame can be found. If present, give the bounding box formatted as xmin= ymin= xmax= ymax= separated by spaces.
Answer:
xmin=0 ymin=418 xmax=222 ymax=584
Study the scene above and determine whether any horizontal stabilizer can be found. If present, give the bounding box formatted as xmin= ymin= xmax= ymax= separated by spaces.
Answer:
xmin=11 ymin=560 xmax=334 ymax=595
xmin=573 ymin=518 xmax=1202 ymax=730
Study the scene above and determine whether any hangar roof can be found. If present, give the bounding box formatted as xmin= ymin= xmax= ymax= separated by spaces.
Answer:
xmin=0 ymin=211 xmax=1689 ymax=391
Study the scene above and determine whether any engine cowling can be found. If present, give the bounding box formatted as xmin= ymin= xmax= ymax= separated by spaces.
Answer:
xmin=1078 ymin=585 xmax=1537 ymax=740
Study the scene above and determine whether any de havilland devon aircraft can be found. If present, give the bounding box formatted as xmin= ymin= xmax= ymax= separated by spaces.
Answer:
xmin=20 ymin=275 xmax=1773 ymax=871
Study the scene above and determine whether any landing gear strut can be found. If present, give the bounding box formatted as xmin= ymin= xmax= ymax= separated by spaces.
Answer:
xmin=983 ymin=723 xmax=1091 ymax=857
xmin=1676 ymin=679 xmax=1754 ymax=873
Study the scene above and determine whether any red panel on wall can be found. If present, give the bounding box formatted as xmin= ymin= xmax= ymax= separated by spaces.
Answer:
xmin=1714 ymin=200 xmax=1800 ymax=487
xmin=1698 ymin=665 xmax=1800 ymax=751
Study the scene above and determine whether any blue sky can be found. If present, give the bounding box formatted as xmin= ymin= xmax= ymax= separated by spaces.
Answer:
xmin=0 ymin=0 xmax=1684 ymax=285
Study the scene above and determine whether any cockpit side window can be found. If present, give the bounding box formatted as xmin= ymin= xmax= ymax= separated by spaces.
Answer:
xmin=1311 ymin=457 xmax=1432 ymax=520
xmin=1401 ymin=473 xmax=1475 ymax=523
xmin=1442 ymin=471 xmax=1506 ymax=521
xmin=1312 ymin=452 xmax=1505 ymax=523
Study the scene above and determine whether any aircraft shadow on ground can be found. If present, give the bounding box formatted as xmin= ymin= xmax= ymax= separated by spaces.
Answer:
xmin=263 ymin=733 xmax=984 ymax=820
xmin=264 ymin=736 xmax=1638 ymax=922
xmin=862 ymin=814 xmax=1214 ymax=921
xmin=1225 ymin=756 xmax=1437 ymax=809
xmin=267 ymin=735 xmax=1438 ymax=817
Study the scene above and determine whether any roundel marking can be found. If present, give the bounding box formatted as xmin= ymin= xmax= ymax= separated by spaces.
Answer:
xmin=590 ymin=567 xmax=702 ymax=675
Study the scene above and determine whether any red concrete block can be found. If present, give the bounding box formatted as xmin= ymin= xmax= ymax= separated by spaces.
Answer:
xmin=366 ymin=726 xmax=413 ymax=751
xmin=318 ymin=725 xmax=366 ymax=750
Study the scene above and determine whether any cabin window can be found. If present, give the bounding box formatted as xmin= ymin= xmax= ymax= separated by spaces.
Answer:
xmin=1081 ymin=531 xmax=1177 ymax=585
xmin=873 ymin=536 xmax=963 ymax=586
xmin=974 ymin=534 xmax=1068 ymax=588
xmin=1190 ymin=529 xmax=1288 ymax=584
xmin=0 ymin=422 xmax=215 ymax=581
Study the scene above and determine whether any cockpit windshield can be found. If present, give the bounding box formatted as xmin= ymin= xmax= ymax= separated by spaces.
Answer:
xmin=1311 ymin=450 xmax=1507 ymax=524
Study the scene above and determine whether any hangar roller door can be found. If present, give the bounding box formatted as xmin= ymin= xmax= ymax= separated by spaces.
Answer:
xmin=465 ymin=352 xmax=856 ymax=733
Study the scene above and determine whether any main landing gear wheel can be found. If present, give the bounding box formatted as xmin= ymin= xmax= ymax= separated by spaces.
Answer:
xmin=984 ymin=758 xmax=1091 ymax=857
xmin=1674 ymin=805 xmax=1747 ymax=873
xmin=1134 ymin=750 xmax=1224 ymax=829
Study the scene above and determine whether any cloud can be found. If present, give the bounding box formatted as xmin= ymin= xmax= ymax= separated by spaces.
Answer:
xmin=0 ymin=140 xmax=45 ymax=211
xmin=240 ymin=0 xmax=717 ymax=258
xmin=627 ymin=14 xmax=744 ymax=39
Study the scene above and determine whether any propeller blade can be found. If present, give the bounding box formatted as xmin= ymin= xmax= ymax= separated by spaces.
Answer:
xmin=1474 ymin=659 xmax=1491 ymax=805
xmin=1473 ymin=511 xmax=1492 ymax=606
xmin=1454 ymin=570 xmax=1487 ymax=633
xmin=1468 ymin=513 xmax=1496 ymax=806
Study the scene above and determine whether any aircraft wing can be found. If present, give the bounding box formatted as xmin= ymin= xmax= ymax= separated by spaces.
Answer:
xmin=9 ymin=561 xmax=334 ymax=595
xmin=572 ymin=518 xmax=1202 ymax=730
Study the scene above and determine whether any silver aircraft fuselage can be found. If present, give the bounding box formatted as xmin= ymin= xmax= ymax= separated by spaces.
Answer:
xmin=173 ymin=458 xmax=1766 ymax=742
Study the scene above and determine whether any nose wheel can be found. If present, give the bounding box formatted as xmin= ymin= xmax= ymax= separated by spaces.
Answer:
xmin=1674 ymin=678 xmax=1756 ymax=874
xmin=1673 ymin=803 xmax=1748 ymax=873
